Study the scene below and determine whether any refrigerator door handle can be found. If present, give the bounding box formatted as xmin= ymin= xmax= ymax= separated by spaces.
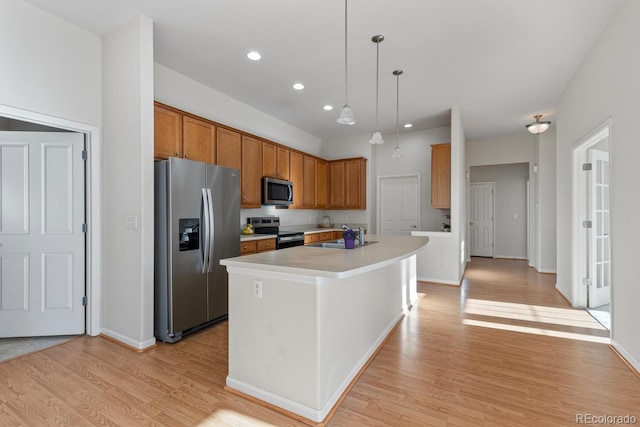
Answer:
xmin=201 ymin=188 xmax=210 ymax=273
xmin=207 ymin=188 xmax=215 ymax=272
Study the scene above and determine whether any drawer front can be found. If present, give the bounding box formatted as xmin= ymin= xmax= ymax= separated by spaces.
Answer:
xmin=240 ymin=240 xmax=257 ymax=254
xmin=332 ymin=231 xmax=344 ymax=240
xmin=257 ymin=238 xmax=276 ymax=252
xmin=304 ymin=233 xmax=320 ymax=244
xmin=319 ymin=232 xmax=333 ymax=242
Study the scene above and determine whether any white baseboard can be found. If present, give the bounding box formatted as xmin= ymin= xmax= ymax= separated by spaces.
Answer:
xmin=611 ymin=339 xmax=640 ymax=375
xmin=100 ymin=327 xmax=156 ymax=350
xmin=537 ymin=268 xmax=557 ymax=274
xmin=417 ymin=276 xmax=461 ymax=286
xmin=495 ymin=255 xmax=527 ymax=260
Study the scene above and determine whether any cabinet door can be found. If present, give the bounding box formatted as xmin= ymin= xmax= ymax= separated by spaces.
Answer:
xmin=328 ymin=160 xmax=345 ymax=208
xmin=276 ymin=146 xmax=290 ymax=180
xmin=216 ymin=127 xmax=241 ymax=170
xmin=345 ymin=158 xmax=366 ymax=209
xmin=303 ymin=155 xmax=316 ymax=208
xmin=241 ymin=135 xmax=262 ymax=208
xmin=154 ymin=104 xmax=182 ymax=160
xmin=262 ymin=141 xmax=277 ymax=178
xmin=431 ymin=143 xmax=451 ymax=209
xmin=183 ymin=116 xmax=216 ymax=164
xmin=315 ymin=159 xmax=328 ymax=209
xmin=289 ymin=151 xmax=303 ymax=209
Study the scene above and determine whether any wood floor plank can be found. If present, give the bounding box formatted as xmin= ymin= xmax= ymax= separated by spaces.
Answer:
xmin=1 ymin=257 xmax=638 ymax=426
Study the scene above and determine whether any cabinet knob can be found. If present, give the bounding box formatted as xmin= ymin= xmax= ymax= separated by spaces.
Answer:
xmin=242 ymin=195 xmax=247 ymax=201
xmin=185 ymin=153 xmax=189 ymax=158
xmin=176 ymin=152 xmax=180 ymax=156
xmin=266 ymin=243 xmax=270 ymax=247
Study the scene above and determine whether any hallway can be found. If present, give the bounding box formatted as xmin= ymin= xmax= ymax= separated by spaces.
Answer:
xmin=0 ymin=258 xmax=637 ymax=426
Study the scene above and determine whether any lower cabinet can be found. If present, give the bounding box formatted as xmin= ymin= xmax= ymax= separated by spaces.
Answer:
xmin=240 ymin=238 xmax=276 ymax=255
xmin=304 ymin=231 xmax=337 ymax=245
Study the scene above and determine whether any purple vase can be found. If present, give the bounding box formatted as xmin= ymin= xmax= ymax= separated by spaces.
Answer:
xmin=343 ymin=233 xmax=355 ymax=249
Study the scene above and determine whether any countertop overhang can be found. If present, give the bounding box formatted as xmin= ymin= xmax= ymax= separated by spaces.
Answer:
xmin=222 ymin=234 xmax=429 ymax=279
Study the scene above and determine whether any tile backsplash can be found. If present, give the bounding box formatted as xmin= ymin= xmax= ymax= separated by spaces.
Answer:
xmin=240 ymin=206 xmax=367 ymax=229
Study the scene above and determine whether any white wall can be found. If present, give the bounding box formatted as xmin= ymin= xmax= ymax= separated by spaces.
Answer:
xmin=467 ymin=133 xmax=535 ymax=167
xmin=471 ymin=164 xmax=529 ymax=258
xmin=101 ymin=16 xmax=155 ymax=349
xmin=537 ymin=127 xmax=557 ymax=273
xmin=154 ymin=64 xmax=322 ymax=156
xmin=0 ymin=0 xmax=101 ymax=126
xmin=372 ymin=127 xmax=452 ymax=232
xmin=556 ymin=0 xmax=640 ymax=370
xmin=451 ymin=107 xmax=467 ymax=280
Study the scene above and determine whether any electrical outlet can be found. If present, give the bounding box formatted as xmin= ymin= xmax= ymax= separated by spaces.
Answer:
xmin=253 ymin=280 xmax=262 ymax=299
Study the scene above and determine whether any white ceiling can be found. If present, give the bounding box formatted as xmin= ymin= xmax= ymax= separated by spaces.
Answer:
xmin=22 ymin=0 xmax=621 ymax=141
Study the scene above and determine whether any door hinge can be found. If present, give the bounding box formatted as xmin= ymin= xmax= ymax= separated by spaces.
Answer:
xmin=81 ymin=150 xmax=88 ymax=161
xmin=82 ymin=223 xmax=88 ymax=233
xmin=82 ymin=295 xmax=88 ymax=306
xmin=582 ymin=163 xmax=592 ymax=171
xmin=582 ymin=220 xmax=592 ymax=229
xmin=583 ymin=278 xmax=592 ymax=287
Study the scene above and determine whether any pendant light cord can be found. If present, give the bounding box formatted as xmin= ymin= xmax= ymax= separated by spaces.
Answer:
xmin=395 ymin=72 xmax=400 ymax=149
xmin=344 ymin=0 xmax=349 ymax=106
xmin=375 ymin=39 xmax=379 ymax=130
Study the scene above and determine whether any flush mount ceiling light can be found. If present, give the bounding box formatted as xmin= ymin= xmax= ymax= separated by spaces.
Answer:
xmin=392 ymin=69 xmax=404 ymax=158
xmin=323 ymin=105 xmax=334 ymax=111
xmin=246 ymin=51 xmax=261 ymax=61
xmin=369 ymin=35 xmax=384 ymax=144
xmin=337 ymin=0 xmax=355 ymax=125
xmin=293 ymin=83 xmax=304 ymax=90
xmin=526 ymin=114 xmax=552 ymax=134
xmin=404 ymin=123 xmax=413 ymax=128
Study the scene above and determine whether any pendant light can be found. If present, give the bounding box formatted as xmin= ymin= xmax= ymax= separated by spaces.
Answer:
xmin=392 ymin=69 xmax=403 ymax=158
xmin=369 ymin=35 xmax=384 ymax=144
xmin=526 ymin=114 xmax=551 ymax=134
xmin=337 ymin=0 xmax=355 ymax=124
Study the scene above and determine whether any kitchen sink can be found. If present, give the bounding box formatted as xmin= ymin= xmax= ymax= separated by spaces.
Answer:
xmin=308 ymin=240 xmax=378 ymax=249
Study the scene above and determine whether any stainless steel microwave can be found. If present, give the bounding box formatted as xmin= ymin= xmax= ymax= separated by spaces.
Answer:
xmin=262 ymin=177 xmax=293 ymax=206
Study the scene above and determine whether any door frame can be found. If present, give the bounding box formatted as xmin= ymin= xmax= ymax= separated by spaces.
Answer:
xmin=0 ymin=104 xmax=102 ymax=337
xmin=469 ymin=181 xmax=495 ymax=258
xmin=571 ymin=118 xmax=612 ymax=310
xmin=376 ymin=174 xmax=421 ymax=235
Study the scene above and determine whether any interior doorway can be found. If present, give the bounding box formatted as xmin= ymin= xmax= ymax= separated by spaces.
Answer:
xmin=377 ymin=174 xmax=420 ymax=235
xmin=572 ymin=120 xmax=612 ymax=329
xmin=469 ymin=182 xmax=495 ymax=257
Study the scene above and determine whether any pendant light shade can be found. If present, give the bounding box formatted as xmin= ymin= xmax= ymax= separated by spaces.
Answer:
xmin=392 ymin=69 xmax=404 ymax=158
xmin=369 ymin=35 xmax=384 ymax=144
xmin=526 ymin=114 xmax=551 ymax=134
xmin=337 ymin=0 xmax=355 ymax=125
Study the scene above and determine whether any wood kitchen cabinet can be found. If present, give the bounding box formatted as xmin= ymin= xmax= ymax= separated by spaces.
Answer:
xmin=182 ymin=116 xmax=216 ymax=164
xmin=289 ymin=151 xmax=304 ymax=209
xmin=154 ymin=103 xmax=216 ymax=164
xmin=216 ymin=127 xmax=241 ymax=170
xmin=154 ymin=103 xmax=182 ymax=160
xmin=431 ymin=143 xmax=451 ymax=209
xmin=240 ymin=238 xmax=276 ymax=255
xmin=315 ymin=159 xmax=328 ymax=209
xmin=241 ymin=135 xmax=262 ymax=208
xmin=328 ymin=157 xmax=367 ymax=210
xmin=303 ymin=155 xmax=316 ymax=208
xmin=263 ymin=142 xmax=290 ymax=180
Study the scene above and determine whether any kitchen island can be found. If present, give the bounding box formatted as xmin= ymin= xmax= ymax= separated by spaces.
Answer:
xmin=220 ymin=234 xmax=429 ymax=424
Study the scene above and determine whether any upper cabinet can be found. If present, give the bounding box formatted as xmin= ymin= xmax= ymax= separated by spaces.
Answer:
xmin=153 ymin=102 xmax=367 ymax=211
xmin=263 ymin=142 xmax=290 ymax=180
xmin=240 ymin=135 xmax=262 ymax=208
xmin=216 ymin=127 xmax=241 ymax=170
xmin=154 ymin=103 xmax=182 ymax=160
xmin=183 ymin=116 xmax=216 ymax=164
xmin=328 ymin=158 xmax=366 ymax=210
xmin=431 ymin=143 xmax=451 ymax=209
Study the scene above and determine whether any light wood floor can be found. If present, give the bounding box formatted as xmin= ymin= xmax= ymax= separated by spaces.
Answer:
xmin=1 ymin=258 xmax=638 ymax=426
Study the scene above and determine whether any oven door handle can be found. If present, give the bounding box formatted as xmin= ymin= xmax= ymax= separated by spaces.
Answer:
xmin=279 ymin=235 xmax=304 ymax=242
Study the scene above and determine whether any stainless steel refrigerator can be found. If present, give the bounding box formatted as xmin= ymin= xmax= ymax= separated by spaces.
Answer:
xmin=154 ymin=157 xmax=240 ymax=343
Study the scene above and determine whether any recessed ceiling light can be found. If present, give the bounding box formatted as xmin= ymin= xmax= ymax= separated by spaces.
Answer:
xmin=293 ymin=83 xmax=304 ymax=90
xmin=323 ymin=105 xmax=333 ymax=111
xmin=404 ymin=123 xmax=413 ymax=128
xmin=247 ymin=51 xmax=261 ymax=61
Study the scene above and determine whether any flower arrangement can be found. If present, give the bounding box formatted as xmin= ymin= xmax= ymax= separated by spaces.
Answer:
xmin=442 ymin=214 xmax=451 ymax=232
xmin=343 ymin=228 xmax=358 ymax=239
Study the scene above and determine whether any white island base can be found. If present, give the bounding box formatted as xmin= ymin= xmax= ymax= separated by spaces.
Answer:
xmin=220 ymin=235 xmax=429 ymax=424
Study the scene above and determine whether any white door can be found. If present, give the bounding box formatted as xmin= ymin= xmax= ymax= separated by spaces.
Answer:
xmin=588 ymin=149 xmax=611 ymax=308
xmin=470 ymin=182 xmax=494 ymax=257
xmin=379 ymin=175 xmax=419 ymax=235
xmin=0 ymin=132 xmax=85 ymax=337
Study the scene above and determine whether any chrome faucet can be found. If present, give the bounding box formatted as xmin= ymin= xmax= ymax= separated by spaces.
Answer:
xmin=358 ymin=226 xmax=365 ymax=245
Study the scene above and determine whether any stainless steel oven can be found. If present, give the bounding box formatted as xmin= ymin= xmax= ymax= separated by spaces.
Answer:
xmin=246 ymin=216 xmax=305 ymax=249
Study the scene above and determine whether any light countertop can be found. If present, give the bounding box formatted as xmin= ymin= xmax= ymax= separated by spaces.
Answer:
xmin=222 ymin=234 xmax=429 ymax=279
xmin=240 ymin=234 xmax=277 ymax=242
